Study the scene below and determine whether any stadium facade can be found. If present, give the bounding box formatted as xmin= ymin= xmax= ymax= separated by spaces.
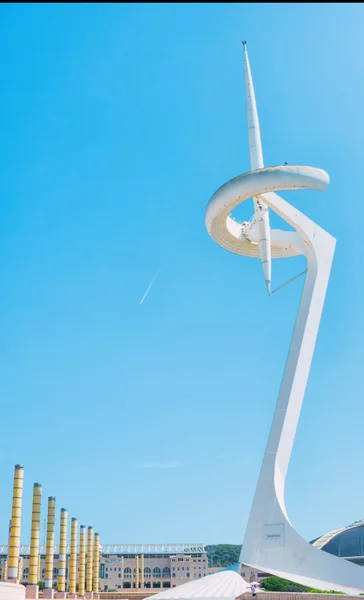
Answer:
xmin=0 ymin=543 xmax=209 ymax=592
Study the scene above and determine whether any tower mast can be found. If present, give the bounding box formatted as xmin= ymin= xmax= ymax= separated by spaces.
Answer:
xmin=242 ymin=42 xmax=271 ymax=294
xmin=242 ymin=41 xmax=264 ymax=170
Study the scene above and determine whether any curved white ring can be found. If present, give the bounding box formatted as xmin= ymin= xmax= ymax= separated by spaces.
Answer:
xmin=206 ymin=165 xmax=329 ymax=259
xmin=205 ymin=166 xmax=364 ymax=595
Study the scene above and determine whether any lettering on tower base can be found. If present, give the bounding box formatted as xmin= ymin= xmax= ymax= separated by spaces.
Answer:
xmin=262 ymin=523 xmax=285 ymax=549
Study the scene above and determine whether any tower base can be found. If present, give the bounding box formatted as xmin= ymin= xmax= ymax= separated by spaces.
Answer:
xmin=25 ymin=585 xmax=39 ymax=599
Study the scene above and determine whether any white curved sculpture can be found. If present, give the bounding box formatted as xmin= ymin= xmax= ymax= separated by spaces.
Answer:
xmin=205 ymin=44 xmax=364 ymax=595
xmin=148 ymin=570 xmax=250 ymax=600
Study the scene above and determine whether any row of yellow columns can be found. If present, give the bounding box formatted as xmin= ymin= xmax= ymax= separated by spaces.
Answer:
xmin=5 ymin=464 xmax=101 ymax=598
xmin=134 ymin=554 xmax=146 ymax=588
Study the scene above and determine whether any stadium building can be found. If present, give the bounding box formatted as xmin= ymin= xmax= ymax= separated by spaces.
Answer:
xmin=0 ymin=543 xmax=209 ymax=592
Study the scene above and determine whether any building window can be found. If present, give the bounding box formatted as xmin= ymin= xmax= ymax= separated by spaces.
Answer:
xmin=162 ymin=567 xmax=170 ymax=578
xmin=153 ymin=567 xmax=161 ymax=577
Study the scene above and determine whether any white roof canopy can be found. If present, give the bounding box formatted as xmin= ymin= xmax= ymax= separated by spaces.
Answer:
xmin=145 ymin=570 xmax=250 ymax=600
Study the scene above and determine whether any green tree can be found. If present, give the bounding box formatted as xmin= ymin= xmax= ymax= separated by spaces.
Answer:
xmin=205 ymin=545 xmax=241 ymax=567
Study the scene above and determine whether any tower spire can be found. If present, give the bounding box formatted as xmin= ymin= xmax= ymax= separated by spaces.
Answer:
xmin=242 ymin=42 xmax=271 ymax=295
xmin=242 ymin=42 xmax=264 ymax=170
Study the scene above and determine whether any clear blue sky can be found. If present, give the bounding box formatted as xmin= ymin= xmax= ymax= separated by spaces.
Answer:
xmin=1 ymin=2 xmax=364 ymax=547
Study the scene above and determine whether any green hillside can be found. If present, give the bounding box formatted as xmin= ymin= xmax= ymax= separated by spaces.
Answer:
xmin=205 ymin=544 xmax=241 ymax=567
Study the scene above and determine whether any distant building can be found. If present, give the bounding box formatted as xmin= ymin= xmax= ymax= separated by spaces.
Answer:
xmin=312 ymin=520 xmax=364 ymax=567
xmin=0 ymin=543 xmax=209 ymax=592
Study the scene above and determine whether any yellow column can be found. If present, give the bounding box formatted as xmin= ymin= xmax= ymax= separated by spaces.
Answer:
xmin=29 ymin=483 xmax=42 ymax=586
xmin=69 ymin=518 xmax=78 ymax=595
xmin=86 ymin=526 xmax=93 ymax=593
xmin=135 ymin=554 xmax=139 ymax=589
xmin=78 ymin=525 xmax=86 ymax=597
xmin=38 ymin=554 xmax=41 ymax=584
xmin=7 ymin=464 xmax=24 ymax=582
xmin=57 ymin=508 xmax=68 ymax=593
xmin=140 ymin=554 xmax=144 ymax=589
xmin=45 ymin=496 xmax=56 ymax=590
xmin=3 ymin=560 xmax=7 ymax=581
xmin=93 ymin=533 xmax=100 ymax=593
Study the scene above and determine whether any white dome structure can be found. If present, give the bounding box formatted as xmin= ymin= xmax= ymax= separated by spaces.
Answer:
xmin=145 ymin=570 xmax=250 ymax=600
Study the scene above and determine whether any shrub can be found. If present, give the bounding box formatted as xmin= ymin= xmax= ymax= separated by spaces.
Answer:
xmin=261 ymin=576 xmax=311 ymax=593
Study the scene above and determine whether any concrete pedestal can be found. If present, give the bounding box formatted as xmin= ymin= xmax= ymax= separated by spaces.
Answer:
xmin=42 ymin=589 xmax=54 ymax=599
xmin=67 ymin=595 xmax=78 ymax=599
xmin=56 ymin=593 xmax=66 ymax=599
xmin=85 ymin=593 xmax=93 ymax=599
xmin=25 ymin=585 xmax=39 ymax=599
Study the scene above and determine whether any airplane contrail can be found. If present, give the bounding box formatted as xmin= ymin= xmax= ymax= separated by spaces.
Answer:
xmin=139 ymin=268 xmax=160 ymax=305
